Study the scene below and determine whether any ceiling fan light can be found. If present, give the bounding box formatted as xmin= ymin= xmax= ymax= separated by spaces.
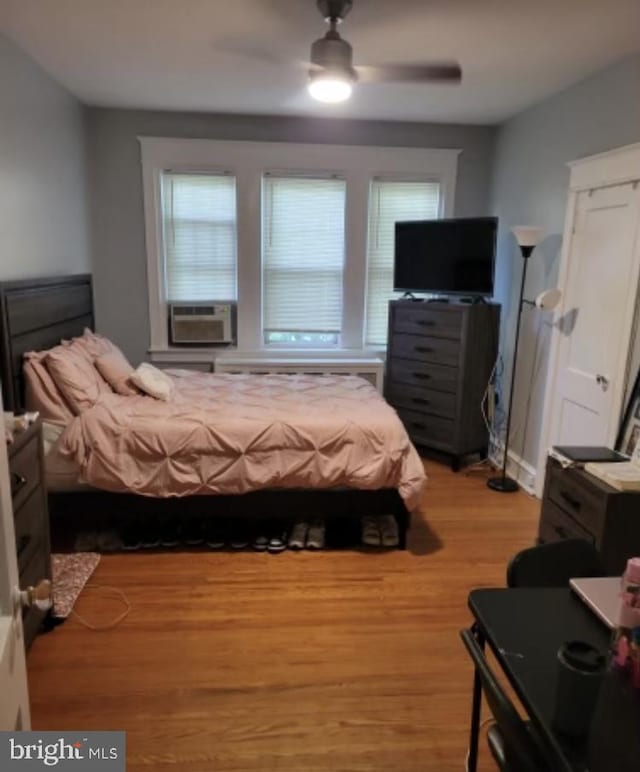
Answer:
xmin=308 ymin=74 xmax=353 ymax=103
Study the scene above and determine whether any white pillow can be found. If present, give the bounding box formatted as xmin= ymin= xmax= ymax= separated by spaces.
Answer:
xmin=129 ymin=363 xmax=174 ymax=401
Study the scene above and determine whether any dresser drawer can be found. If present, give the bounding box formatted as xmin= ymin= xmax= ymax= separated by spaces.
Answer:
xmin=10 ymin=433 xmax=41 ymax=511
xmin=393 ymin=305 xmax=463 ymax=339
xmin=14 ymin=488 xmax=44 ymax=574
xmin=392 ymin=333 xmax=461 ymax=367
xmin=386 ymin=382 xmax=456 ymax=420
xmin=387 ymin=358 xmax=458 ymax=393
xmin=396 ymin=407 xmax=455 ymax=446
xmin=539 ymin=499 xmax=595 ymax=544
xmin=547 ymin=465 xmax=606 ymax=537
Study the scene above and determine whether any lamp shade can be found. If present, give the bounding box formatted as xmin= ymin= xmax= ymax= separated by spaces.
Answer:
xmin=534 ymin=287 xmax=561 ymax=311
xmin=512 ymin=226 xmax=542 ymax=249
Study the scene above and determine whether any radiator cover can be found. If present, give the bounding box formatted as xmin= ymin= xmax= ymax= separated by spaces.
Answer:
xmin=214 ymin=355 xmax=384 ymax=393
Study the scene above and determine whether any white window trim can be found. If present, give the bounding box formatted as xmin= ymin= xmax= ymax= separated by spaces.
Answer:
xmin=140 ymin=136 xmax=460 ymax=354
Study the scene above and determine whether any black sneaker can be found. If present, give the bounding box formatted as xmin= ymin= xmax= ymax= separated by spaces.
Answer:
xmin=204 ymin=519 xmax=226 ymax=550
xmin=140 ymin=518 xmax=160 ymax=549
xmin=229 ymin=521 xmax=249 ymax=550
xmin=121 ymin=522 xmax=142 ymax=551
xmin=182 ymin=517 xmax=204 ymax=546
xmin=266 ymin=520 xmax=288 ymax=554
xmin=159 ymin=516 xmax=181 ymax=548
xmin=252 ymin=524 xmax=269 ymax=552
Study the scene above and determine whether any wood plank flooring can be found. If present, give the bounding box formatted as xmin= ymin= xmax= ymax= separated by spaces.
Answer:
xmin=27 ymin=459 xmax=539 ymax=771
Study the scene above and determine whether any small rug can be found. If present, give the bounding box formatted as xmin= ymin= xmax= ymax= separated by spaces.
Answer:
xmin=51 ymin=552 xmax=101 ymax=619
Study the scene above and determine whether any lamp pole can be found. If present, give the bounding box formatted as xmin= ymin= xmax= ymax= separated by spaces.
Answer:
xmin=488 ymin=227 xmax=540 ymax=493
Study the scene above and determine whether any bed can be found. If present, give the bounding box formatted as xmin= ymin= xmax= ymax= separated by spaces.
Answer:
xmin=0 ymin=274 xmax=425 ymax=549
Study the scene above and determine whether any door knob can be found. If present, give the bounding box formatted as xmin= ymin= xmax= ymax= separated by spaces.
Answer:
xmin=596 ymin=374 xmax=610 ymax=389
xmin=14 ymin=579 xmax=53 ymax=613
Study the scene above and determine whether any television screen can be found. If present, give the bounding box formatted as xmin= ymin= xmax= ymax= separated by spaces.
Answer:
xmin=393 ymin=217 xmax=497 ymax=296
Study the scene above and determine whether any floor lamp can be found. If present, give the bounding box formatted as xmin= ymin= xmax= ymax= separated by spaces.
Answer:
xmin=488 ymin=226 xmax=543 ymax=493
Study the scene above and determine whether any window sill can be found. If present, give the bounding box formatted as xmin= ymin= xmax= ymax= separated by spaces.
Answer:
xmin=148 ymin=347 xmax=384 ymax=364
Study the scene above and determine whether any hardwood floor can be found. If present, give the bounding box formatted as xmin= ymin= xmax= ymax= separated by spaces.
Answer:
xmin=28 ymin=459 xmax=539 ymax=771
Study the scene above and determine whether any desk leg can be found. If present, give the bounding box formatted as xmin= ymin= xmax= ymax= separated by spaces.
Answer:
xmin=466 ymin=623 xmax=485 ymax=772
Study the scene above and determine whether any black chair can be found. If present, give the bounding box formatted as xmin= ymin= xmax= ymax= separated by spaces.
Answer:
xmin=507 ymin=539 xmax=604 ymax=588
xmin=460 ymin=629 xmax=548 ymax=772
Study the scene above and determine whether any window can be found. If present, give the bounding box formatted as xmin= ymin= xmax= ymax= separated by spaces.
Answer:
xmin=262 ymin=175 xmax=346 ymax=346
xmin=365 ymin=180 xmax=441 ymax=346
xmin=161 ymin=172 xmax=237 ymax=301
xmin=141 ymin=138 xmax=458 ymax=352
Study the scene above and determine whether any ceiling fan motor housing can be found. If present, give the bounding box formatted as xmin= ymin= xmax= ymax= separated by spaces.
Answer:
xmin=310 ymin=31 xmax=356 ymax=79
xmin=317 ymin=0 xmax=353 ymax=22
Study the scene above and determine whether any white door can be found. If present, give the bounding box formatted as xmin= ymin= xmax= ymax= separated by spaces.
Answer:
xmin=0 ymin=391 xmax=30 ymax=730
xmin=547 ymin=183 xmax=640 ymax=451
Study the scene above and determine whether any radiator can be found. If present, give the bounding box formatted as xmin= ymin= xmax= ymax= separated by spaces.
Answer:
xmin=215 ymin=354 xmax=384 ymax=393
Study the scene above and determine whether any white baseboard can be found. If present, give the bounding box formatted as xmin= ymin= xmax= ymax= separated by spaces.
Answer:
xmin=489 ymin=444 xmax=538 ymax=497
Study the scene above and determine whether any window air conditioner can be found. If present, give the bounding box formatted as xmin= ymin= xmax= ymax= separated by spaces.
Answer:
xmin=169 ymin=302 xmax=236 ymax=345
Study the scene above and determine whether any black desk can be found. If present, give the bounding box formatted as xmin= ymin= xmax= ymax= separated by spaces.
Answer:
xmin=467 ymin=588 xmax=640 ymax=772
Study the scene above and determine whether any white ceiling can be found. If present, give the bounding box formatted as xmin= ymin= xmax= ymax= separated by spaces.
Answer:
xmin=1 ymin=0 xmax=639 ymax=124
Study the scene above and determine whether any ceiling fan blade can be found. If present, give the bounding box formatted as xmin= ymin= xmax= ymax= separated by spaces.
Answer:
xmin=355 ymin=62 xmax=462 ymax=84
xmin=213 ymin=40 xmax=311 ymax=70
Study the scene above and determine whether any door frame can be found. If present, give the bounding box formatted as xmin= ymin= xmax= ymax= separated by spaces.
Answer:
xmin=0 ymin=390 xmax=30 ymax=730
xmin=536 ymin=142 xmax=640 ymax=497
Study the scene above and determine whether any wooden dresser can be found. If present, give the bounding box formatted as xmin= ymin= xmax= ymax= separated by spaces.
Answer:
xmin=8 ymin=419 xmax=52 ymax=648
xmin=385 ymin=300 xmax=500 ymax=470
xmin=539 ymin=456 xmax=640 ymax=574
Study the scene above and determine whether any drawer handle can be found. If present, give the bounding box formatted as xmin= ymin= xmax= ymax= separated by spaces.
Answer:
xmin=554 ymin=525 xmax=568 ymax=538
xmin=416 ymin=320 xmax=435 ymax=327
xmin=560 ymin=490 xmax=581 ymax=510
xmin=411 ymin=397 xmax=430 ymax=406
xmin=412 ymin=373 xmax=431 ymax=380
xmin=16 ymin=534 xmax=31 ymax=557
xmin=11 ymin=473 xmax=27 ymax=497
xmin=415 ymin=346 xmax=434 ymax=354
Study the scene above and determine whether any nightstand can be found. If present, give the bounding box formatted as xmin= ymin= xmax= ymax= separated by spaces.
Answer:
xmin=8 ymin=419 xmax=52 ymax=648
xmin=539 ymin=455 xmax=640 ymax=574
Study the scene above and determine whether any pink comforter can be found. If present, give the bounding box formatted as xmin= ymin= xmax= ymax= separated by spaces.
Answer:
xmin=58 ymin=371 xmax=426 ymax=510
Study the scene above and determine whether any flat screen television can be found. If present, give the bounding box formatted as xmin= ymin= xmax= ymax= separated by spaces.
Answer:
xmin=393 ymin=216 xmax=497 ymax=297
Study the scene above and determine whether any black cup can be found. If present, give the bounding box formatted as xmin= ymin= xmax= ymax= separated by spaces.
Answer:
xmin=552 ymin=640 xmax=606 ymax=737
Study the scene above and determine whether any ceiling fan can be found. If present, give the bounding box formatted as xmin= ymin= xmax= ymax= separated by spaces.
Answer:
xmin=306 ymin=0 xmax=462 ymax=102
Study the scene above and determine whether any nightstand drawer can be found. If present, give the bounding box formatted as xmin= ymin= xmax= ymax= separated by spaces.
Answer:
xmin=392 ymin=333 xmax=461 ymax=367
xmin=14 ymin=488 xmax=44 ymax=574
xmin=386 ymin=383 xmax=456 ymax=419
xmin=393 ymin=305 xmax=462 ymax=339
xmin=387 ymin=358 xmax=458 ymax=393
xmin=547 ymin=465 xmax=606 ymax=536
xmin=396 ymin=407 xmax=454 ymax=446
xmin=10 ymin=433 xmax=41 ymax=510
xmin=539 ymin=500 xmax=595 ymax=544
xmin=20 ymin=546 xmax=50 ymax=648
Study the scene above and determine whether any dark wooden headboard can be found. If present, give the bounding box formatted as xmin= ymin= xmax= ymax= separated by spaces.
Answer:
xmin=0 ymin=274 xmax=94 ymax=411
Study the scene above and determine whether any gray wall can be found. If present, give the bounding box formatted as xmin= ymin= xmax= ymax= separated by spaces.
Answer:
xmin=490 ymin=54 xmax=640 ymax=471
xmin=0 ymin=35 xmax=90 ymax=280
xmin=86 ymin=108 xmax=496 ymax=362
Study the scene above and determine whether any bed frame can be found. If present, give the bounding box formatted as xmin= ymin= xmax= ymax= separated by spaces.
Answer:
xmin=0 ymin=274 xmax=411 ymax=550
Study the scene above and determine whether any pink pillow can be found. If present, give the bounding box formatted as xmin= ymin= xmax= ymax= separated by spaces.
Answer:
xmin=45 ymin=344 xmax=112 ymax=414
xmin=23 ymin=351 xmax=74 ymax=425
xmin=95 ymin=351 xmax=138 ymax=396
xmin=64 ymin=328 xmax=116 ymax=360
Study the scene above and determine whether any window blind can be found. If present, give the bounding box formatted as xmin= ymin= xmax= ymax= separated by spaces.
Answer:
xmin=262 ymin=175 xmax=346 ymax=344
xmin=162 ymin=172 xmax=237 ymax=301
xmin=365 ymin=180 xmax=441 ymax=346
